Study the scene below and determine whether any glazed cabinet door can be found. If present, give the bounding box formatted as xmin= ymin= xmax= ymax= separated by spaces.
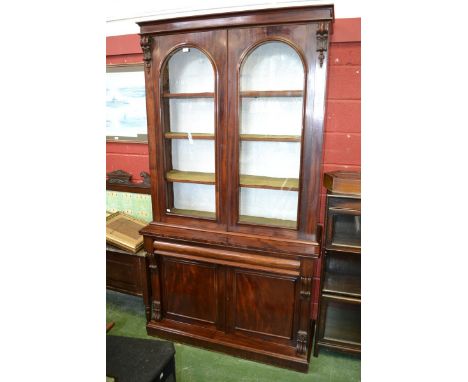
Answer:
xmin=145 ymin=30 xmax=228 ymax=230
xmin=226 ymin=23 xmax=328 ymax=240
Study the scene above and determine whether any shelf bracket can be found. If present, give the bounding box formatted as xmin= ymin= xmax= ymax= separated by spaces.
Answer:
xmin=316 ymin=22 xmax=329 ymax=68
xmin=140 ymin=35 xmax=153 ymax=73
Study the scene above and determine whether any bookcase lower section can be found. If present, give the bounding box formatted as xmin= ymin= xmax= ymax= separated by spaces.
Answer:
xmin=140 ymin=234 xmax=319 ymax=372
xmin=147 ymin=319 xmax=311 ymax=372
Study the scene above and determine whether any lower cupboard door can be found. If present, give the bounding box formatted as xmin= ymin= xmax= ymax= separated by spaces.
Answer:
xmin=230 ymin=268 xmax=298 ymax=344
xmin=161 ymin=256 xmax=219 ymax=328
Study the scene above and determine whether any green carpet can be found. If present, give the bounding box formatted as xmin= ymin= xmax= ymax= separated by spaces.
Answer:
xmin=106 ymin=290 xmax=360 ymax=381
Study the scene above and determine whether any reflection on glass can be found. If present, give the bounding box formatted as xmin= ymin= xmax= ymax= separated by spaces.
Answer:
xmin=162 ymin=47 xmax=216 ymax=218
xmin=324 ymin=252 xmax=361 ymax=296
xmin=332 ymin=214 xmax=361 ymax=247
xmin=323 ymin=299 xmax=361 ymax=344
xmin=238 ymin=41 xmax=304 ymax=228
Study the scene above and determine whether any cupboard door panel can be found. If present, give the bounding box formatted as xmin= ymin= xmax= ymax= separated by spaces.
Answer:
xmin=233 ymin=270 xmax=297 ymax=340
xmin=161 ymin=257 xmax=218 ymax=326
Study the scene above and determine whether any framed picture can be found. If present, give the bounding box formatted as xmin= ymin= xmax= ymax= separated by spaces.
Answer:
xmin=106 ymin=64 xmax=148 ymax=143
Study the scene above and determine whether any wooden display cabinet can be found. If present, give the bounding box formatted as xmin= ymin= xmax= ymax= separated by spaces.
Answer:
xmin=137 ymin=5 xmax=334 ymax=372
xmin=315 ymin=171 xmax=361 ymax=356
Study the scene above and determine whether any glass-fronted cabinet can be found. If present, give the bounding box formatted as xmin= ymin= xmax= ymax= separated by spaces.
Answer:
xmin=138 ymin=6 xmax=335 ymax=372
xmin=315 ymin=171 xmax=361 ymax=356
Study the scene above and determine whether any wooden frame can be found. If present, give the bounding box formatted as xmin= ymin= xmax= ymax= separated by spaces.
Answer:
xmin=138 ymin=5 xmax=334 ymax=372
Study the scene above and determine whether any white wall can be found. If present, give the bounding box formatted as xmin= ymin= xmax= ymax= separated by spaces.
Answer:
xmin=106 ymin=0 xmax=361 ymax=36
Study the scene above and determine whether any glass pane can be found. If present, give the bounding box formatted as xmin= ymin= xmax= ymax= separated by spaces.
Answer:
xmin=239 ymin=41 xmax=304 ymax=229
xmin=162 ymin=48 xmax=216 ymax=218
xmin=240 ymin=141 xmax=300 ymax=178
xmin=171 ymin=140 xmax=215 ymax=173
xmin=241 ymin=42 xmax=304 ymax=91
xmin=239 ymin=188 xmax=298 ymax=228
xmin=169 ymin=99 xmax=214 ymax=133
xmin=171 ymin=183 xmax=216 ymax=218
xmin=332 ymin=214 xmax=361 ymax=247
xmin=323 ymin=300 xmax=361 ymax=344
xmin=168 ymin=48 xmax=214 ymax=93
xmin=324 ymin=252 xmax=361 ymax=296
xmin=241 ymin=97 xmax=303 ymax=136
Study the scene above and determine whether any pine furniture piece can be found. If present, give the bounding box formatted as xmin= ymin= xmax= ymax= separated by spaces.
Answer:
xmin=137 ymin=5 xmax=334 ymax=372
xmin=314 ymin=171 xmax=361 ymax=356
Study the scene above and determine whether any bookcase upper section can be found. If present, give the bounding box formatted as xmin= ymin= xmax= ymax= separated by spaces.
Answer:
xmin=138 ymin=4 xmax=334 ymax=245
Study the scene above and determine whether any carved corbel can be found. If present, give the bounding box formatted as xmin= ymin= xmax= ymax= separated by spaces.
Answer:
xmin=296 ymin=330 xmax=308 ymax=355
xmin=299 ymin=276 xmax=312 ymax=299
xmin=140 ymin=35 xmax=153 ymax=73
xmin=151 ymin=301 xmax=161 ymax=321
xmin=316 ymin=22 xmax=329 ymax=68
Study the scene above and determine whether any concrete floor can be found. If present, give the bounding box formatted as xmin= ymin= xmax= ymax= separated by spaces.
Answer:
xmin=106 ymin=290 xmax=361 ymax=381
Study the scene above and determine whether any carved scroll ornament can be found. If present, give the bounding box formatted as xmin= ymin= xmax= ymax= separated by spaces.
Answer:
xmin=316 ymin=22 xmax=329 ymax=68
xmin=140 ymin=35 xmax=153 ymax=73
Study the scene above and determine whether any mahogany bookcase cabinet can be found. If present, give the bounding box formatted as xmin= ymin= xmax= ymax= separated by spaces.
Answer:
xmin=137 ymin=5 xmax=334 ymax=372
xmin=314 ymin=171 xmax=361 ymax=356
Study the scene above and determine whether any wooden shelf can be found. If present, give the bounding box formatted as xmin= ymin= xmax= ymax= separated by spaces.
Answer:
xmin=162 ymin=92 xmax=214 ymax=98
xmin=168 ymin=208 xmax=216 ymax=219
xmin=166 ymin=170 xmax=215 ymax=185
xmin=239 ymin=215 xmax=297 ymax=229
xmin=240 ymin=134 xmax=301 ymax=142
xmin=166 ymin=171 xmax=298 ymax=191
xmin=240 ymin=174 xmax=299 ymax=191
xmin=165 ymin=132 xmax=214 ymax=140
xmin=240 ymin=90 xmax=303 ymax=97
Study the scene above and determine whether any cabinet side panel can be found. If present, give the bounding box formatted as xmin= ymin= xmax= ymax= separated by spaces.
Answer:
xmin=161 ymin=257 xmax=218 ymax=325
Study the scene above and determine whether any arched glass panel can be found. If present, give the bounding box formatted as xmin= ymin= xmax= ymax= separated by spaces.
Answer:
xmin=238 ymin=41 xmax=305 ymax=228
xmin=161 ymin=47 xmax=216 ymax=219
